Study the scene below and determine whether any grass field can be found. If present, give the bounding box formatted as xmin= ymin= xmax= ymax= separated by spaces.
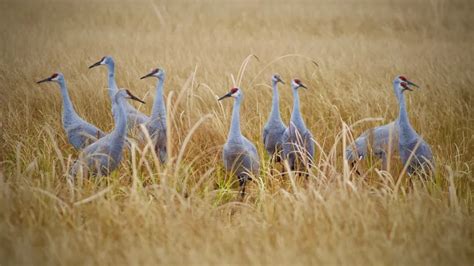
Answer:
xmin=1 ymin=0 xmax=473 ymax=265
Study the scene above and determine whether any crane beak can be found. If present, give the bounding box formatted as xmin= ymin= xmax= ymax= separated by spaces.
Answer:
xmin=88 ymin=60 xmax=102 ymax=69
xmin=37 ymin=76 xmax=52 ymax=84
xmin=218 ymin=92 xmax=232 ymax=101
xmin=140 ymin=72 xmax=154 ymax=80
xmin=277 ymin=77 xmax=285 ymax=84
xmin=407 ymin=80 xmax=419 ymax=88
xmin=125 ymin=89 xmax=146 ymax=104
xmin=300 ymin=84 xmax=308 ymax=89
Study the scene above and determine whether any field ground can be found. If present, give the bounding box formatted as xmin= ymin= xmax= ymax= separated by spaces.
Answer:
xmin=0 ymin=0 xmax=473 ymax=265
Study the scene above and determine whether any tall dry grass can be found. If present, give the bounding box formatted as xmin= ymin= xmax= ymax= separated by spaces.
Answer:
xmin=0 ymin=0 xmax=473 ymax=265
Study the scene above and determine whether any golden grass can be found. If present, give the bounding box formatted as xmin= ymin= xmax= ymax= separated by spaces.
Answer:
xmin=1 ymin=0 xmax=473 ymax=265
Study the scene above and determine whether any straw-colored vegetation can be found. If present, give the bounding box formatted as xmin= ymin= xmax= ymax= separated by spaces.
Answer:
xmin=1 ymin=0 xmax=473 ymax=265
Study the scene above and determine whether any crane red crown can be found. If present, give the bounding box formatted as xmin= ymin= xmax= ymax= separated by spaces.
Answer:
xmin=51 ymin=73 xmax=59 ymax=79
xmin=294 ymin=79 xmax=301 ymax=84
xmin=399 ymin=76 xmax=407 ymax=81
xmin=230 ymin=87 xmax=239 ymax=94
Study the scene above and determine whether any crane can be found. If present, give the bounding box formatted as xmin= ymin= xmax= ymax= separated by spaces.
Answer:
xmin=345 ymin=76 xmax=403 ymax=171
xmin=282 ymin=79 xmax=315 ymax=173
xmin=89 ymin=56 xmax=148 ymax=129
xmin=394 ymin=76 xmax=434 ymax=175
xmin=345 ymin=122 xmax=398 ymax=172
xmin=140 ymin=68 xmax=167 ymax=164
xmin=263 ymin=74 xmax=287 ymax=168
xmin=37 ymin=72 xmax=105 ymax=150
xmin=70 ymin=89 xmax=145 ymax=177
xmin=219 ymin=87 xmax=260 ymax=198
xmin=345 ymin=76 xmax=434 ymax=175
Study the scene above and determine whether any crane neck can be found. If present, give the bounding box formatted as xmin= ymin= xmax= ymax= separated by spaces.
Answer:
xmin=290 ymin=88 xmax=305 ymax=130
xmin=151 ymin=78 xmax=166 ymax=122
xmin=397 ymin=90 xmax=417 ymax=142
xmin=228 ymin=96 xmax=243 ymax=142
xmin=111 ymin=96 xmax=128 ymax=141
xmin=269 ymin=81 xmax=282 ymax=121
xmin=106 ymin=63 xmax=118 ymax=101
xmin=58 ymin=79 xmax=79 ymax=122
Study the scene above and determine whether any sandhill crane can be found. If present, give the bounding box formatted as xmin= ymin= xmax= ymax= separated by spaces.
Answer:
xmin=89 ymin=56 xmax=149 ymax=129
xmin=345 ymin=122 xmax=398 ymax=171
xmin=219 ymin=87 xmax=260 ymax=198
xmin=345 ymin=76 xmax=403 ymax=170
xmin=37 ymin=72 xmax=105 ymax=150
xmin=140 ymin=68 xmax=167 ymax=164
xmin=263 ymin=74 xmax=287 ymax=166
xmin=282 ymin=79 xmax=315 ymax=173
xmin=394 ymin=76 xmax=434 ymax=175
xmin=345 ymin=76 xmax=434 ymax=175
xmin=71 ymin=89 xmax=145 ymax=177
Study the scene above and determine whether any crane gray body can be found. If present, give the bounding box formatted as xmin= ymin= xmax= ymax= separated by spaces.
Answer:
xmin=71 ymin=89 xmax=143 ymax=177
xmin=282 ymin=80 xmax=315 ymax=171
xmin=140 ymin=68 xmax=167 ymax=164
xmin=394 ymin=77 xmax=434 ymax=175
xmin=37 ymin=73 xmax=105 ymax=150
xmin=345 ymin=121 xmax=398 ymax=168
xmin=263 ymin=75 xmax=287 ymax=161
xmin=220 ymin=88 xmax=260 ymax=196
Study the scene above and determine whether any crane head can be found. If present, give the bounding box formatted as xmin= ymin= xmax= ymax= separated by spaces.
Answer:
xmin=218 ymin=87 xmax=241 ymax=101
xmin=89 ymin=56 xmax=113 ymax=69
xmin=395 ymin=75 xmax=419 ymax=93
xmin=36 ymin=72 xmax=63 ymax=84
xmin=115 ymin=89 xmax=146 ymax=104
xmin=291 ymin=79 xmax=307 ymax=90
xmin=140 ymin=68 xmax=165 ymax=80
xmin=272 ymin=74 xmax=285 ymax=84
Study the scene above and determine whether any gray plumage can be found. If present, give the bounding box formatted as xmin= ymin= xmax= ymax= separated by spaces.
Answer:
xmin=89 ymin=56 xmax=149 ymax=130
xmin=71 ymin=89 xmax=145 ymax=177
xmin=282 ymin=79 xmax=315 ymax=172
xmin=263 ymin=74 xmax=287 ymax=162
xmin=140 ymin=68 xmax=167 ymax=164
xmin=345 ymin=122 xmax=398 ymax=169
xmin=346 ymin=75 xmax=434 ymax=175
xmin=219 ymin=87 xmax=260 ymax=197
xmin=394 ymin=76 xmax=434 ymax=175
xmin=37 ymin=72 xmax=105 ymax=150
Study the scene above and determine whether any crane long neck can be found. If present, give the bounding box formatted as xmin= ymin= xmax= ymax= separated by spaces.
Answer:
xmin=111 ymin=96 xmax=128 ymax=141
xmin=269 ymin=81 xmax=282 ymax=121
xmin=397 ymin=90 xmax=411 ymax=129
xmin=291 ymin=88 xmax=305 ymax=129
xmin=397 ymin=89 xmax=418 ymax=143
xmin=107 ymin=63 xmax=118 ymax=101
xmin=59 ymin=79 xmax=78 ymax=121
xmin=151 ymin=78 xmax=166 ymax=122
xmin=228 ymin=97 xmax=242 ymax=141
